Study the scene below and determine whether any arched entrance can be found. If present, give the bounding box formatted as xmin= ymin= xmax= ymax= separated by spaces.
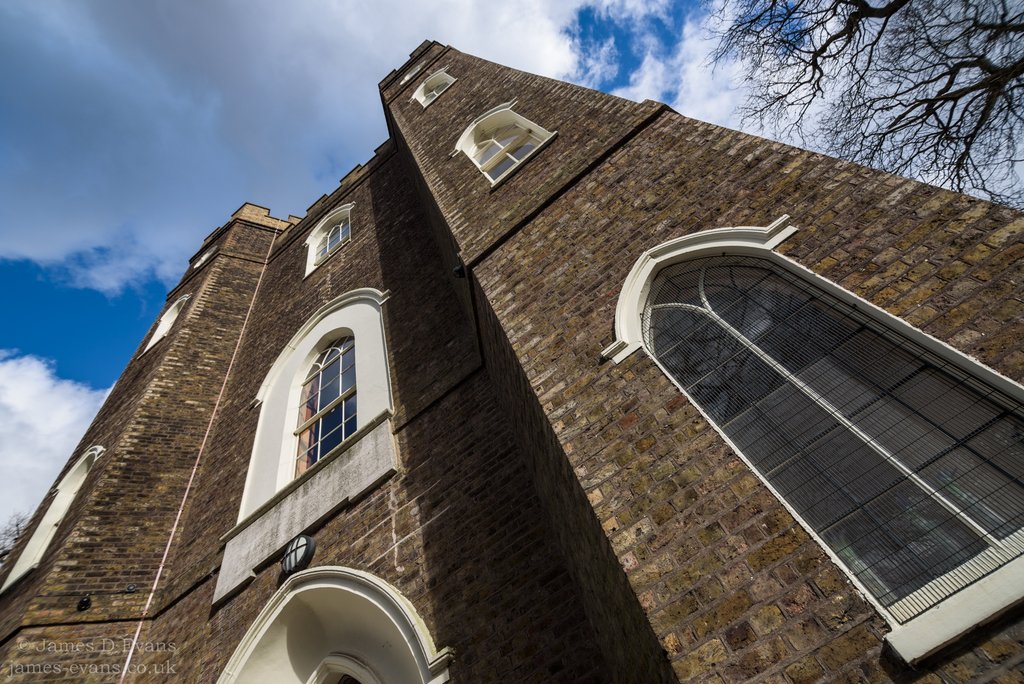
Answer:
xmin=218 ymin=567 xmax=452 ymax=684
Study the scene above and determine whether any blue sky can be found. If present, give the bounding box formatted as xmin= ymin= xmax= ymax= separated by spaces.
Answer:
xmin=0 ymin=0 xmax=748 ymax=522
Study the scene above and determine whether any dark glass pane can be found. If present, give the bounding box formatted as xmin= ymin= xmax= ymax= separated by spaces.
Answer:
xmin=486 ymin=156 xmax=517 ymax=180
xmin=830 ymin=330 xmax=922 ymax=393
xmin=689 ymin=349 xmax=785 ymax=424
xmin=650 ymin=308 xmax=745 ymax=388
xmin=893 ymin=371 xmax=1001 ymax=440
xmin=510 ymin=141 xmax=535 ymax=160
xmin=319 ymin=373 xmax=340 ymax=409
xmin=643 ymin=255 xmax=1024 ymax=618
xmin=341 ymin=364 xmax=356 ymax=395
xmin=921 ymin=448 xmax=1024 ymax=537
xmin=967 ymin=416 xmax=1024 ymax=484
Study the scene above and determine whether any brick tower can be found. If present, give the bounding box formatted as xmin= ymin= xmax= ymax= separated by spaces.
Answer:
xmin=1 ymin=41 xmax=1022 ymax=682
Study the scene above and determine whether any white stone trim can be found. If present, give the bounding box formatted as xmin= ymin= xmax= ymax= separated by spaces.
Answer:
xmin=454 ymin=102 xmax=556 ymax=186
xmin=885 ymin=553 xmax=1024 ymax=662
xmin=216 ymin=415 xmax=396 ymax=603
xmin=606 ymin=222 xmax=1024 ymax=663
xmin=1 ymin=445 xmax=105 ymax=592
xmin=412 ymin=67 xmax=456 ymax=108
xmin=239 ymin=288 xmax=393 ymax=520
xmin=304 ymin=203 xmax=355 ymax=276
xmin=142 ymin=294 xmax=191 ymax=354
xmin=218 ymin=566 xmax=453 ymax=684
xmin=601 ymin=216 xmax=797 ymax=363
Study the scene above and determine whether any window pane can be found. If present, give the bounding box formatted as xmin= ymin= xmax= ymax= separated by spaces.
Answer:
xmin=485 ymin=156 xmax=517 ymax=181
xmin=295 ymin=337 xmax=357 ymax=476
xmin=475 ymin=142 xmax=502 ymax=165
xmin=643 ymin=255 xmax=1024 ymax=622
xmin=319 ymin=368 xmax=341 ymax=408
xmin=509 ymin=141 xmax=535 ymax=160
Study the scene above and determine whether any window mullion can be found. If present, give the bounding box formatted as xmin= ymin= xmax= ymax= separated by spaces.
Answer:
xmin=694 ymin=266 xmax=1003 ymax=549
xmin=293 ymin=386 xmax=356 ymax=436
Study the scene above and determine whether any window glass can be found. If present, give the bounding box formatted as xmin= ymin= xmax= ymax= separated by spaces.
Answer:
xmin=295 ymin=337 xmax=357 ymax=476
xmin=643 ymin=254 xmax=1024 ymax=622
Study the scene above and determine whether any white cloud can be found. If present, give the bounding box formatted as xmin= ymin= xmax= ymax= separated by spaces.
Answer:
xmin=612 ymin=14 xmax=746 ymax=130
xmin=0 ymin=0 xmax=750 ymax=296
xmin=0 ymin=0 xmax=596 ymax=294
xmin=573 ymin=37 xmax=621 ymax=88
xmin=0 ymin=351 xmax=108 ymax=524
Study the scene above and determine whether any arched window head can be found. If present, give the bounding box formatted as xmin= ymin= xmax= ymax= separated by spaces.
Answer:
xmin=143 ymin=294 xmax=191 ymax=353
xmin=218 ymin=567 xmax=452 ymax=684
xmin=1 ymin=445 xmax=105 ymax=592
xmin=412 ymin=68 xmax=455 ymax=107
xmin=240 ymin=289 xmax=393 ymax=519
xmin=218 ymin=293 xmax=397 ymax=604
xmin=296 ymin=336 xmax=357 ymax=477
xmin=455 ymin=102 xmax=555 ymax=185
xmin=609 ymin=222 xmax=1024 ymax=663
xmin=304 ymin=204 xmax=354 ymax=275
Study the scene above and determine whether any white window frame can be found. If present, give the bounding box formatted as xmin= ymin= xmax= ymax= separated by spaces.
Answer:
xmin=239 ymin=289 xmax=392 ymax=520
xmin=399 ymin=61 xmax=424 ymax=85
xmin=454 ymin=102 xmax=556 ymax=186
xmin=304 ymin=203 xmax=354 ymax=276
xmin=412 ymin=68 xmax=456 ymax=108
xmin=1 ymin=445 xmax=105 ymax=592
xmin=142 ymin=294 xmax=191 ymax=353
xmin=603 ymin=216 xmax=1024 ymax=663
xmin=192 ymin=247 xmax=216 ymax=270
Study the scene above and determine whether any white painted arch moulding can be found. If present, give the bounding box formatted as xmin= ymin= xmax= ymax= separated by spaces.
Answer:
xmin=239 ymin=288 xmax=393 ymax=520
xmin=217 ymin=566 xmax=453 ymax=684
xmin=304 ymin=203 xmax=355 ymax=276
xmin=1 ymin=445 xmax=106 ymax=592
xmin=601 ymin=215 xmax=798 ymax=363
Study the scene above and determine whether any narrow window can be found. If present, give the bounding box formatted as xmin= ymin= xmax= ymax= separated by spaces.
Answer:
xmin=143 ymin=294 xmax=190 ymax=353
xmin=1 ymin=446 xmax=105 ymax=591
xmin=315 ymin=216 xmax=351 ymax=266
xmin=294 ymin=337 xmax=357 ymax=477
xmin=643 ymin=254 xmax=1024 ymax=624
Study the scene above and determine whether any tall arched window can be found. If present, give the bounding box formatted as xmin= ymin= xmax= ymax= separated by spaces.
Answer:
xmin=238 ymin=289 xmax=393 ymax=520
xmin=1 ymin=445 xmax=105 ymax=591
xmin=296 ymin=336 xmax=357 ymax=477
xmin=604 ymin=221 xmax=1024 ymax=661
xmin=645 ymin=253 xmax=1024 ymax=622
xmin=455 ymin=103 xmax=555 ymax=185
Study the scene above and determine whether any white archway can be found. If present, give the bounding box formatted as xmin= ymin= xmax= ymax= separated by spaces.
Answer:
xmin=218 ymin=567 xmax=453 ymax=684
xmin=239 ymin=288 xmax=393 ymax=519
xmin=601 ymin=216 xmax=797 ymax=363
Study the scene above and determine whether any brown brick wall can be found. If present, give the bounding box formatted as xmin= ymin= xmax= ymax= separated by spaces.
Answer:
xmin=386 ymin=44 xmax=662 ymax=266
xmin=138 ymin=147 xmax=613 ymax=682
xmin=469 ymin=104 xmax=1024 ymax=681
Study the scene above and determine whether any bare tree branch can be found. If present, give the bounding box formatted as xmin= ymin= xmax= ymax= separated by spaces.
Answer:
xmin=706 ymin=0 xmax=1024 ymax=206
xmin=0 ymin=511 xmax=29 ymax=568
